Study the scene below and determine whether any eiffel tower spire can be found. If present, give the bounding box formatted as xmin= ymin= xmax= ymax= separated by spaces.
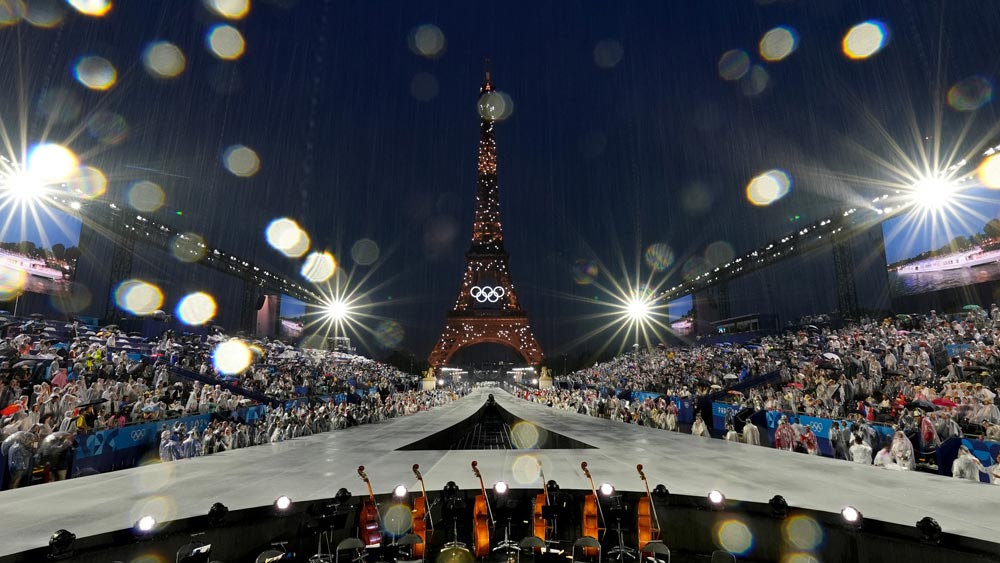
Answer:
xmin=472 ymin=59 xmax=503 ymax=254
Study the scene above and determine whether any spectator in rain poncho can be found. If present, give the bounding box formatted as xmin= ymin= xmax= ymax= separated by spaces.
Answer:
xmin=724 ymin=424 xmax=740 ymax=442
xmin=874 ymin=444 xmax=899 ymax=469
xmin=952 ymin=446 xmax=986 ymax=481
xmin=691 ymin=416 xmax=708 ymax=437
xmin=800 ymin=426 xmax=819 ymax=455
xmin=665 ymin=402 xmax=679 ymax=432
xmin=6 ymin=433 xmax=37 ymax=488
xmin=890 ymin=430 xmax=915 ymax=470
xmin=774 ymin=416 xmax=795 ymax=451
xmin=742 ymin=419 xmax=761 ymax=445
xmin=849 ymin=436 xmax=872 ymax=465
xmin=181 ymin=428 xmax=202 ymax=458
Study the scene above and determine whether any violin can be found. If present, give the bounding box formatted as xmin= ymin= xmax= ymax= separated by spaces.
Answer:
xmin=357 ymin=465 xmax=382 ymax=547
xmin=580 ymin=461 xmax=604 ymax=557
xmin=470 ymin=460 xmax=493 ymax=557
xmin=636 ymin=464 xmax=662 ymax=555
xmin=533 ymin=459 xmax=549 ymax=543
xmin=412 ymin=464 xmax=433 ymax=558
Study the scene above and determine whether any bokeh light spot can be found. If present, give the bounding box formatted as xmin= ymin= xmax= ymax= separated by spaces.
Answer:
xmin=374 ymin=320 xmax=404 ymax=348
xmin=171 ymin=232 xmax=207 ymax=263
xmin=511 ymin=454 xmax=541 ymax=485
xmin=68 ymin=166 xmax=107 ymax=199
xmin=408 ymin=24 xmax=446 ymax=58
xmin=572 ymin=259 xmax=599 ymax=285
xmin=207 ymin=24 xmax=246 ymax=60
xmin=594 ymin=39 xmax=624 ymax=69
xmin=782 ymin=515 xmax=824 ymax=551
xmin=266 ymin=218 xmax=310 ymax=257
xmin=705 ymin=241 xmax=735 ymax=267
xmin=644 ymin=243 xmax=675 ymax=272
xmin=410 ymin=72 xmax=439 ymax=102
xmin=0 ymin=1 xmax=23 ymax=27
xmin=681 ymin=183 xmax=713 ymax=215
xmin=715 ymin=520 xmax=754 ymax=556
xmin=142 ymin=41 xmax=186 ymax=79
xmin=37 ymin=87 xmax=81 ymax=126
xmin=478 ymin=91 xmax=514 ymax=121
xmin=718 ymin=49 xmax=750 ymax=81
xmin=977 ymin=154 xmax=1000 ymax=189
xmin=73 ymin=55 xmax=117 ymax=90
xmin=782 ymin=553 xmax=821 ymax=563
xmin=67 ymin=0 xmax=111 ymax=17
xmin=351 ymin=238 xmax=380 ymax=266
xmin=212 ymin=339 xmax=252 ymax=374
xmin=759 ymin=26 xmax=798 ymax=62
xmin=50 ymin=283 xmax=92 ymax=313
xmin=204 ymin=0 xmax=248 ymax=19
xmin=176 ymin=292 xmax=217 ymax=325
xmin=301 ymin=251 xmax=336 ymax=282
xmin=383 ymin=503 xmax=413 ymax=537
xmin=682 ymin=256 xmax=709 ymax=282
xmin=127 ymin=181 xmax=165 ymax=212
xmin=114 ymin=279 xmax=163 ymax=316
xmin=746 ymin=169 xmax=791 ymax=206
xmin=23 ymin=0 xmax=63 ymax=27
xmin=0 ymin=265 xmax=27 ymax=300
xmin=741 ymin=65 xmax=769 ymax=96
xmin=223 ymin=145 xmax=259 ymax=177
xmin=843 ymin=20 xmax=889 ymax=60
xmin=947 ymin=76 xmax=994 ymax=112
xmin=511 ymin=422 xmax=540 ymax=448
xmin=85 ymin=110 xmax=129 ymax=145
xmin=28 ymin=143 xmax=78 ymax=183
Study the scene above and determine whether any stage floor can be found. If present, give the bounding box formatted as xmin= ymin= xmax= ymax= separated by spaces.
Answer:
xmin=1 ymin=388 xmax=998 ymax=556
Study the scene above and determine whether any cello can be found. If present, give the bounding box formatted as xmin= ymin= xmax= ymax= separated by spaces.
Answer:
xmin=635 ymin=464 xmax=662 ymax=555
xmin=411 ymin=464 xmax=434 ymax=558
xmin=533 ymin=459 xmax=549 ymax=543
xmin=357 ymin=465 xmax=382 ymax=547
xmin=580 ymin=461 xmax=604 ymax=557
xmin=470 ymin=460 xmax=494 ymax=558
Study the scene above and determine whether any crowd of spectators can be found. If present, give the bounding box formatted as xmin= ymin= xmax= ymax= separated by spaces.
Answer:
xmin=0 ymin=314 xmax=466 ymax=489
xmin=517 ymin=304 xmax=1000 ymax=484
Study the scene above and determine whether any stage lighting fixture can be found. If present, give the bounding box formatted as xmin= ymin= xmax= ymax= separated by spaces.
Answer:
xmin=599 ymin=482 xmax=615 ymax=496
xmin=916 ymin=516 xmax=941 ymax=543
xmin=207 ymin=502 xmax=229 ymax=526
xmin=274 ymin=496 xmax=293 ymax=511
xmin=546 ymin=479 xmax=560 ymax=492
xmin=652 ymin=484 xmax=669 ymax=499
xmin=493 ymin=481 xmax=509 ymax=495
xmin=841 ymin=506 xmax=863 ymax=527
xmin=707 ymin=490 xmax=725 ymax=508
xmin=334 ymin=487 xmax=352 ymax=504
xmin=443 ymin=481 xmax=460 ymax=497
xmin=394 ymin=484 xmax=409 ymax=498
xmin=48 ymin=529 xmax=76 ymax=558
xmin=135 ymin=515 xmax=156 ymax=534
xmin=769 ymin=495 xmax=788 ymax=519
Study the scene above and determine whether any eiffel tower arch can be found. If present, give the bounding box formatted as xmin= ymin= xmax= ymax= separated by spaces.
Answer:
xmin=428 ymin=64 xmax=544 ymax=371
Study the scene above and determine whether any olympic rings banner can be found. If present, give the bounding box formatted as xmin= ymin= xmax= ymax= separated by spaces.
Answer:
xmin=470 ymin=285 xmax=505 ymax=303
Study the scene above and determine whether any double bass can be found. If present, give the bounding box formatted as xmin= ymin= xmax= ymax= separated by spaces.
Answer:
xmin=470 ymin=461 xmax=494 ymax=557
xmin=580 ymin=461 xmax=604 ymax=557
xmin=533 ymin=459 xmax=549 ymax=543
xmin=411 ymin=464 xmax=434 ymax=558
xmin=357 ymin=465 xmax=382 ymax=547
xmin=635 ymin=464 xmax=662 ymax=555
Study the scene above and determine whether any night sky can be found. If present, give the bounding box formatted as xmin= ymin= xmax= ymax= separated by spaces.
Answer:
xmin=2 ymin=0 xmax=1000 ymax=361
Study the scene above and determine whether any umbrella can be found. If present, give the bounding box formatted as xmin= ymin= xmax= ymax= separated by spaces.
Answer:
xmin=1 ymin=431 xmax=35 ymax=456
xmin=710 ymin=384 xmax=723 ymax=390
xmin=932 ymin=398 xmax=957 ymax=408
xmin=822 ymin=352 xmax=840 ymax=360
xmin=29 ymin=313 xmax=44 ymax=320
xmin=788 ymin=382 xmax=804 ymax=389
xmin=12 ymin=360 xmax=35 ymax=369
xmin=895 ymin=314 xmax=910 ymax=319
xmin=1 ymin=403 xmax=22 ymax=416
xmin=723 ymin=374 xmax=739 ymax=380
xmin=905 ymin=400 xmax=937 ymax=411
xmin=75 ymin=398 xmax=108 ymax=409
xmin=103 ymin=324 xmax=118 ymax=330
xmin=962 ymin=304 xmax=982 ymax=311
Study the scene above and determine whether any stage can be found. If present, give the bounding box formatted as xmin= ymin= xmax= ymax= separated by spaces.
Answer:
xmin=1 ymin=388 xmax=998 ymax=557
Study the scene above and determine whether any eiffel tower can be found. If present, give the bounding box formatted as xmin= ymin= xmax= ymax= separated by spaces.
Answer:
xmin=428 ymin=64 xmax=544 ymax=371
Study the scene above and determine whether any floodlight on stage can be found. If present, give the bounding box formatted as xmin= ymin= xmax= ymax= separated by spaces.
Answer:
xmin=769 ymin=495 xmax=788 ymax=519
xmin=394 ymin=484 xmax=409 ymax=498
xmin=48 ymin=529 xmax=76 ymax=558
xmin=322 ymin=299 xmax=350 ymax=322
xmin=208 ymin=502 xmax=229 ymax=526
xmin=707 ymin=490 xmax=726 ymax=508
xmin=494 ymin=481 xmax=509 ymax=495
xmin=626 ymin=296 xmax=651 ymax=321
xmin=135 ymin=515 xmax=157 ymax=534
xmin=599 ymin=483 xmax=615 ymax=497
xmin=907 ymin=175 xmax=958 ymax=212
xmin=335 ymin=488 xmax=353 ymax=504
xmin=274 ymin=496 xmax=293 ymax=511
xmin=841 ymin=506 xmax=862 ymax=527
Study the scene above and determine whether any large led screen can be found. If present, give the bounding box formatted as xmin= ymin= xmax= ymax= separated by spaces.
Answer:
xmin=0 ymin=207 xmax=82 ymax=295
xmin=669 ymin=294 xmax=694 ymax=336
xmin=883 ymin=187 xmax=1000 ymax=298
xmin=279 ymin=294 xmax=308 ymax=338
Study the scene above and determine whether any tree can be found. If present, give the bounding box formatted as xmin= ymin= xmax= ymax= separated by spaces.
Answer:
xmin=52 ymin=243 xmax=65 ymax=261
xmin=985 ymin=218 xmax=1000 ymax=239
xmin=64 ymin=246 xmax=81 ymax=262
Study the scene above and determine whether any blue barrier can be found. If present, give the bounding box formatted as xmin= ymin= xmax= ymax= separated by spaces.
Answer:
xmin=762 ymin=411 xmax=896 ymax=457
xmin=711 ymin=402 xmax=742 ymax=431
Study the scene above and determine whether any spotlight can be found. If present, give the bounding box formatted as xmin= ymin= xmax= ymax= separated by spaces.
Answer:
xmin=135 ymin=515 xmax=157 ymax=533
xmin=707 ymin=490 xmax=725 ymax=508
xmin=437 ymin=378 xmax=445 ymax=386
xmin=599 ymin=483 xmax=615 ymax=496
xmin=334 ymin=488 xmax=353 ymax=504
xmin=394 ymin=484 xmax=409 ymax=498
xmin=493 ymin=481 xmax=509 ymax=495
xmin=916 ymin=516 xmax=941 ymax=543
xmin=274 ymin=496 xmax=293 ymax=511
xmin=841 ymin=506 xmax=862 ymax=527
xmin=207 ymin=502 xmax=229 ymax=526
xmin=48 ymin=529 xmax=76 ymax=558
xmin=769 ymin=495 xmax=788 ymax=519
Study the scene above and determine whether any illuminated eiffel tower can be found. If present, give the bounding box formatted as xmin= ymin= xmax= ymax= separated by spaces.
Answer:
xmin=428 ymin=63 xmax=544 ymax=371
